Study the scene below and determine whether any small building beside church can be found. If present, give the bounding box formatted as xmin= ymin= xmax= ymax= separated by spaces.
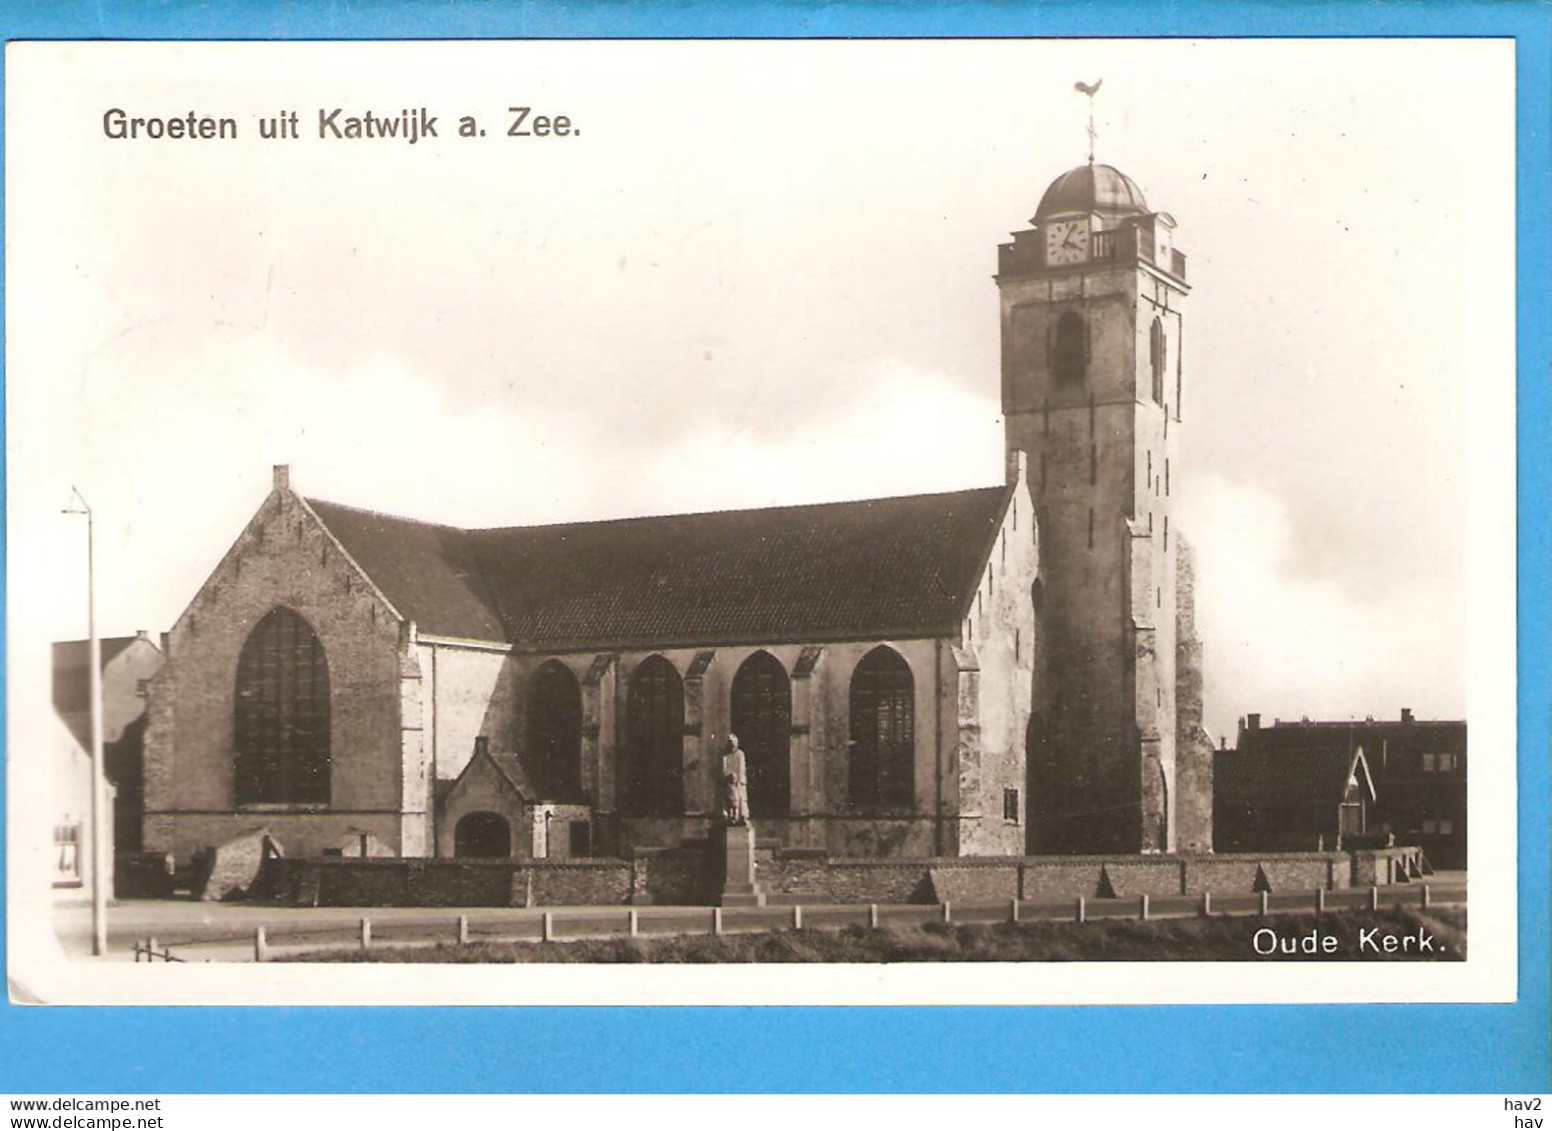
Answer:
xmin=1213 ymin=742 xmax=1377 ymax=854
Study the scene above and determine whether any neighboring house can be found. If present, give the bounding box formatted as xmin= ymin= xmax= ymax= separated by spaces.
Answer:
xmin=52 ymin=713 xmax=115 ymax=898
xmin=1213 ymin=743 xmax=1377 ymax=854
xmin=1229 ymin=711 xmax=1466 ymax=868
xmin=52 ymin=632 xmax=164 ymax=852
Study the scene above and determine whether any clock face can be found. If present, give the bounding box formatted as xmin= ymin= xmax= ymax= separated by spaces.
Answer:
xmin=1044 ymin=220 xmax=1090 ymax=266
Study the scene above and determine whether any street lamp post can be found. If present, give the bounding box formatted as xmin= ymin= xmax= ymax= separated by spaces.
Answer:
xmin=63 ymin=486 xmax=107 ymax=957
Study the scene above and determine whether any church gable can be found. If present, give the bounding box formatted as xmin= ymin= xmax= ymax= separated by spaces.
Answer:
xmin=143 ymin=466 xmax=421 ymax=862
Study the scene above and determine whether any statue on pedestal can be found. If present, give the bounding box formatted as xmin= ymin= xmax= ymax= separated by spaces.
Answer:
xmin=721 ymin=734 xmax=750 ymax=826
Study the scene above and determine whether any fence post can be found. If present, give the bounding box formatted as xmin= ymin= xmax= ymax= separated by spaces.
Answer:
xmin=941 ymin=901 xmax=952 ymax=925
xmin=1369 ymin=886 xmax=1380 ymax=912
xmin=713 ymin=908 xmax=724 ymax=936
xmin=1201 ymin=891 xmax=1212 ymax=917
xmin=360 ymin=917 xmax=371 ymax=950
xmin=457 ymin=915 xmax=469 ymax=946
xmin=254 ymin=927 xmax=268 ymax=964
xmin=793 ymin=905 xmax=803 ymax=931
xmin=1009 ymin=898 xmax=1020 ymax=923
xmin=869 ymin=903 xmax=880 ymax=930
xmin=628 ymin=908 xmax=639 ymax=938
xmin=1075 ymin=896 xmax=1086 ymax=924
xmin=148 ymin=936 xmax=159 ymax=961
xmin=1421 ymin=884 xmax=1431 ymax=910
xmin=1259 ymin=891 xmax=1270 ymax=917
xmin=1316 ymin=887 xmax=1326 ymax=916
xmin=542 ymin=912 xmax=554 ymax=943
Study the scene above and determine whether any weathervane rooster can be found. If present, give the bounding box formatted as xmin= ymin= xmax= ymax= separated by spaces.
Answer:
xmin=1074 ymin=78 xmax=1103 ymax=164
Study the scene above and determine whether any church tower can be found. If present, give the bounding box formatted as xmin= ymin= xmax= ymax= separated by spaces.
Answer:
xmin=998 ymin=160 xmax=1211 ymax=854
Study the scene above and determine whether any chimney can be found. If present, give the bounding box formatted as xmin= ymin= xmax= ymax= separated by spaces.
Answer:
xmin=1401 ymin=707 xmax=1414 ymax=724
xmin=159 ymin=631 xmax=171 ymax=656
xmin=1246 ymin=712 xmax=1261 ymax=731
xmin=474 ymin=735 xmax=489 ymax=758
xmin=273 ymin=464 xmax=291 ymax=491
xmin=136 ymin=628 xmax=150 ymax=641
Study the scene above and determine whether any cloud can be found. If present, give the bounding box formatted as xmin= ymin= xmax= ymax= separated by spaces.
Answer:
xmin=22 ymin=343 xmax=1003 ymax=643
xmin=1178 ymin=474 xmax=1466 ymax=743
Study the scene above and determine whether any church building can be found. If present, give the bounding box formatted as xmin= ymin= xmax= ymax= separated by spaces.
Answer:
xmin=141 ymin=158 xmax=1214 ymax=866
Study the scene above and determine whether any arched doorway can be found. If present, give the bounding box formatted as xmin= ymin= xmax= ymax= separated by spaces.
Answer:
xmin=454 ymin=811 xmax=511 ymax=858
xmin=731 ymin=651 xmax=791 ymax=819
xmin=526 ymin=660 xmax=582 ymax=800
xmin=848 ymin=646 xmax=915 ymax=811
xmin=623 ymin=655 xmax=684 ymax=816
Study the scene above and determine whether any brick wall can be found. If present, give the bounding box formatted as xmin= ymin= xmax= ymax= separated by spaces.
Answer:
xmin=142 ymin=484 xmax=424 ymax=864
xmin=630 ymin=847 xmax=709 ymax=905
xmin=272 ymin=857 xmax=633 ymax=907
xmin=259 ymin=847 xmax=1392 ymax=908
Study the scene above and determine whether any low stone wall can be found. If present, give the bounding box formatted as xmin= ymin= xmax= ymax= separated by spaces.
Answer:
xmin=252 ymin=846 xmax=1419 ymax=908
xmin=772 ymin=850 xmax=1371 ymax=904
xmin=1352 ymin=845 xmax=1428 ymax=886
xmin=760 ymin=856 xmax=937 ymax=904
xmin=115 ymin=852 xmax=177 ymax=899
xmin=629 ymin=848 xmax=710 ymax=906
xmin=270 ymin=857 xmax=633 ymax=908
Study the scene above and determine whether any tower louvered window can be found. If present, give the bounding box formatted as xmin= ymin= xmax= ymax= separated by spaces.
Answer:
xmin=848 ymin=646 xmax=915 ymax=811
xmin=1150 ymin=316 xmax=1166 ymax=404
xmin=624 ymin=655 xmax=684 ymax=817
xmin=234 ymin=607 xmax=330 ymax=805
xmin=1054 ymin=311 xmax=1087 ymax=383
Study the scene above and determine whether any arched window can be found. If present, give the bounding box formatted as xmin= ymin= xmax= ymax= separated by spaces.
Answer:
xmin=848 ymin=646 xmax=915 ymax=811
xmin=526 ymin=660 xmax=582 ymax=801
xmin=1054 ymin=311 xmax=1087 ymax=384
xmin=1149 ymin=316 xmax=1166 ymax=404
xmin=454 ymin=812 xmax=511 ymax=857
xmin=624 ymin=655 xmax=684 ymax=817
xmin=731 ymin=652 xmax=791 ymax=819
xmin=234 ymin=606 xmax=330 ymax=805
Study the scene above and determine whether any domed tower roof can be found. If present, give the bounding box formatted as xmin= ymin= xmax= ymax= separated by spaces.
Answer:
xmin=1033 ymin=163 xmax=1149 ymax=223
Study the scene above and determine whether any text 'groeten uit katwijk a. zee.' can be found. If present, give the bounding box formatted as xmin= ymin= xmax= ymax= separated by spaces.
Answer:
xmin=101 ymin=106 xmax=577 ymax=143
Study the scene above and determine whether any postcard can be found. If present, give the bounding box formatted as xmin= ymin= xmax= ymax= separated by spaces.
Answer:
xmin=5 ymin=37 xmax=1516 ymax=1006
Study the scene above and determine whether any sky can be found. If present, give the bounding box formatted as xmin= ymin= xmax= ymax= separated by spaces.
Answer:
xmin=6 ymin=38 xmax=1514 ymax=744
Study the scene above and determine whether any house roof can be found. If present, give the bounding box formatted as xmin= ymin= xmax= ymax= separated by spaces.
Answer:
xmin=51 ymin=636 xmax=155 ymax=716
xmin=1238 ymin=719 xmax=1466 ymax=757
xmin=1215 ymin=746 xmax=1376 ymax=808
xmin=306 ymin=486 xmax=1012 ymax=649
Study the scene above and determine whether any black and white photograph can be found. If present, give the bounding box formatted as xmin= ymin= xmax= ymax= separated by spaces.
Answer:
xmin=4 ymin=38 xmax=1515 ymax=1004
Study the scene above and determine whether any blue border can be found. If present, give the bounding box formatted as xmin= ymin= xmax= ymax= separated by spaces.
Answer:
xmin=2 ymin=1 xmax=1548 ymax=1095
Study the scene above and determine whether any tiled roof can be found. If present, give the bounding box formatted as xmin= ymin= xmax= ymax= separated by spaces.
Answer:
xmin=1215 ymin=747 xmax=1374 ymax=807
xmin=306 ymin=487 xmax=1011 ymax=649
xmin=303 ymin=500 xmax=506 ymax=641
